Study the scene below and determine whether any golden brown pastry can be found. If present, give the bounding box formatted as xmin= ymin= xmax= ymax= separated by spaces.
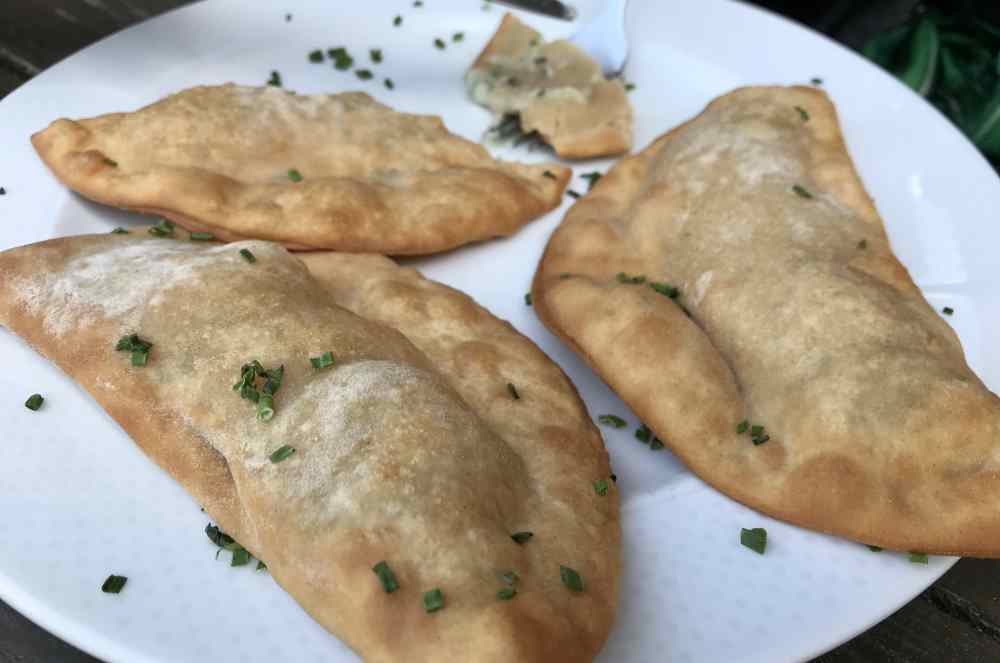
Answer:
xmin=0 ymin=232 xmax=618 ymax=660
xmin=533 ymin=85 xmax=1000 ymax=557
xmin=466 ymin=13 xmax=632 ymax=159
xmin=30 ymin=84 xmax=571 ymax=254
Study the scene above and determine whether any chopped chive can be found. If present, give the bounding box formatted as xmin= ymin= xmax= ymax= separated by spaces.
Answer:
xmin=434 ymin=38 xmax=446 ymax=50
xmin=384 ymin=78 xmax=395 ymax=90
xmin=393 ymin=15 xmax=402 ymax=26
xmin=736 ymin=419 xmax=749 ymax=434
xmin=524 ymin=292 xmax=532 ymax=306
xmin=205 ymin=523 xmax=236 ymax=549
xmin=116 ymin=334 xmax=153 ymax=366
xmin=24 ymin=394 xmax=44 ymax=411
xmin=624 ymin=82 xmax=636 ymax=92
xmin=909 ymin=552 xmax=929 ymax=564
xmin=593 ymin=479 xmax=609 ymax=496
xmin=148 ymin=219 xmax=175 ymax=237
xmin=942 ymin=307 xmax=954 ymax=315
xmin=256 ymin=560 xmax=268 ymax=571
xmin=750 ymin=424 xmax=764 ymax=436
xmin=505 ymin=382 xmax=521 ymax=400
xmin=496 ymin=586 xmax=517 ymax=600
xmin=752 ymin=434 xmax=770 ymax=446
xmin=559 ymin=565 xmax=584 ymax=592
xmin=649 ymin=282 xmax=680 ymax=298
xmin=110 ymin=227 xmax=129 ymax=234
xmin=452 ymin=32 xmax=465 ymax=42
xmin=543 ymin=170 xmax=557 ymax=180
xmin=310 ymin=351 xmax=335 ymax=369
xmin=413 ymin=0 xmax=423 ymax=5
xmin=566 ymin=189 xmax=581 ymax=199
xmin=811 ymin=77 xmax=823 ymax=85
xmin=616 ymin=272 xmax=645 ymax=284
xmin=635 ymin=424 xmax=652 ymax=444
xmin=267 ymin=70 xmax=282 ymax=87
xmin=189 ymin=231 xmax=215 ymax=241
xmin=511 ymin=531 xmax=533 ymax=544
xmin=269 ymin=445 xmax=296 ymax=463
xmin=857 ymin=239 xmax=868 ymax=250
xmin=240 ymin=248 xmax=256 ymax=263
xmin=501 ymin=570 xmax=520 ymax=586
xmin=423 ymin=588 xmax=444 ymax=612
xmin=867 ymin=545 xmax=883 ymax=552
xmin=231 ymin=548 xmax=251 ymax=567
xmin=650 ymin=438 xmax=665 ymax=450
xmin=355 ymin=69 xmax=374 ymax=80
xmin=792 ymin=184 xmax=813 ymax=199
xmin=581 ymin=172 xmax=602 ymax=190
xmin=0 ymin=187 xmax=5 ymax=195
xmin=131 ymin=349 xmax=149 ymax=366
xmin=370 ymin=49 xmax=383 ymax=63
xmin=740 ymin=527 xmax=767 ymax=554
xmin=597 ymin=414 xmax=626 ymax=429
xmin=372 ymin=560 xmax=399 ymax=593
xmin=287 ymin=168 xmax=303 ymax=182
xmin=101 ymin=574 xmax=127 ymax=594
xmin=256 ymin=394 xmax=275 ymax=421
xmin=308 ymin=49 xmax=324 ymax=63
xmin=102 ymin=157 xmax=118 ymax=167
xmin=794 ymin=105 xmax=810 ymax=121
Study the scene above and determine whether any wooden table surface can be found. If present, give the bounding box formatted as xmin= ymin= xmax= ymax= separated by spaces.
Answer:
xmin=2 ymin=1 xmax=999 ymax=661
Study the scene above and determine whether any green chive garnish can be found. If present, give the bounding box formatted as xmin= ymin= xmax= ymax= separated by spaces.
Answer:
xmin=413 ymin=0 xmax=423 ymax=5
xmin=355 ymin=69 xmax=373 ymax=80
xmin=867 ymin=545 xmax=883 ymax=552
xmin=257 ymin=394 xmax=275 ymax=421
xmin=24 ymin=394 xmax=44 ymax=411
xmin=102 ymin=157 xmax=118 ymax=167
xmin=559 ymin=565 xmax=584 ymax=592
xmin=566 ymin=189 xmax=581 ymax=199
xmin=256 ymin=560 xmax=268 ymax=571
xmin=501 ymin=570 xmax=519 ymax=586
xmin=267 ymin=70 xmax=282 ymax=87
xmin=597 ymin=414 xmax=626 ymax=429
xmin=452 ymin=32 xmax=465 ymax=42
xmin=269 ymin=445 xmax=296 ymax=463
xmin=794 ymin=105 xmax=810 ymax=121
xmin=581 ymin=172 xmax=602 ymax=190
xmin=511 ymin=531 xmax=533 ymax=544
xmin=149 ymin=219 xmax=175 ymax=237
xmin=189 ymin=231 xmax=215 ymax=241
xmin=736 ymin=419 xmax=749 ymax=434
xmin=593 ymin=479 xmax=609 ymax=496
xmin=393 ymin=15 xmax=402 ymax=26
xmin=792 ymin=184 xmax=813 ymax=199
xmin=750 ymin=424 xmax=764 ymax=436
xmin=752 ymin=434 xmax=770 ymax=446
xmin=740 ymin=527 xmax=767 ymax=554
xmin=858 ymin=239 xmax=868 ymax=249
xmin=524 ymin=293 xmax=532 ymax=306
xmin=616 ymin=272 xmax=645 ymax=284
xmin=507 ymin=383 xmax=520 ymax=400
xmin=370 ymin=49 xmax=383 ymax=63
xmin=384 ymin=78 xmax=395 ymax=90
xmin=650 ymin=438 xmax=665 ymax=451
xmin=649 ymin=282 xmax=679 ymax=298
xmin=372 ymin=560 xmax=399 ymax=593
xmin=624 ymin=82 xmax=636 ymax=92
xmin=909 ymin=552 xmax=929 ymax=564
xmin=240 ymin=248 xmax=256 ymax=263
xmin=308 ymin=49 xmax=324 ymax=63
xmin=101 ymin=574 xmax=127 ymax=594
xmin=328 ymin=47 xmax=354 ymax=70
xmin=116 ymin=334 xmax=152 ymax=366
xmin=811 ymin=77 xmax=823 ymax=85
xmin=434 ymin=38 xmax=446 ymax=50
xmin=131 ymin=350 xmax=148 ymax=366
xmin=311 ymin=351 xmax=335 ymax=369
xmin=635 ymin=424 xmax=652 ymax=444
xmin=287 ymin=168 xmax=303 ymax=182
xmin=111 ymin=227 xmax=129 ymax=234
xmin=231 ymin=548 xmax=251 ymax=567
xmin=543 ymin=170 xmax=557 ymax=180
xmin=942 ymin=307 xmax=954 ymax=315
xmin=497 ymin=587 xmax=517 ymax=600
xmin=423 ymin=588 xmax=444 ymax=612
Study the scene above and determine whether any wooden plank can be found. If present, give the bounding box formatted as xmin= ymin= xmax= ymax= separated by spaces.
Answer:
xmin=0 ymin=600 xmax=98 ymax=663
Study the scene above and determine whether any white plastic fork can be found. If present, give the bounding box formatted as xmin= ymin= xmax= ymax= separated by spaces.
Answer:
xmin=570 ymin=0 xmax=631 ymax=77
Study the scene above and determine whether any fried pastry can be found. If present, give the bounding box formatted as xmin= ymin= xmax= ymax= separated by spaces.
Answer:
xmin=0 ymin=232 xmax=618 ymax=660
xmin=31 ymin=85 xmax=571 ymax=254
xmin=533 ymin=85 xmax=1000 ymax=556
xmin=466 ymin=13 xmax=632 ymax=159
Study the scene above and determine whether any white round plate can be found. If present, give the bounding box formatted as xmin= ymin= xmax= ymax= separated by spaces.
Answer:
xmin=1 ymin=1 xmax=996 ymax=661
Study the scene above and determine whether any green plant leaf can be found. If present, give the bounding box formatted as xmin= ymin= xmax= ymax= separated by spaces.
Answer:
xmin=900 ymin=18 xmax=941 ymax=96
xmin=967 ymin=87 xmax=1000 ymax=157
